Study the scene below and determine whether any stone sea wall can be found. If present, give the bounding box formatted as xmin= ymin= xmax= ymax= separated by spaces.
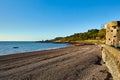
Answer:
xmin=102 ymin=45 xmax=120 ymax=80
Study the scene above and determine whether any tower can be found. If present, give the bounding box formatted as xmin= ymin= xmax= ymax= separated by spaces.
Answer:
xmin=105 ymin=21 xmax=120 ymax=47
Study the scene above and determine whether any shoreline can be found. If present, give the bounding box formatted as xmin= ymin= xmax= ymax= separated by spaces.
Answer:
xmin=0 ymin=42 xmax=95 ymax=57
xmin=0 ymin=41 xmax=71 ymax=56
xmin=0 ymin=46 xmax=70 ymax=57
xmin=0 ymin=44 xmax=111 ymax=80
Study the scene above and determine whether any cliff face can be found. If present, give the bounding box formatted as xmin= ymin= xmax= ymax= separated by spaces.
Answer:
xmin=102 ymin=45 xmax=120 ymax=80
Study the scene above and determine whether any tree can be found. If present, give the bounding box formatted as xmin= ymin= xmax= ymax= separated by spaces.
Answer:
xmin=98 ymin=29 xmax=106 ymax=39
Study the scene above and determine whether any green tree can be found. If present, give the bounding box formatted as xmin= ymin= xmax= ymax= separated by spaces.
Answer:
xmin=98 ymin=29 xmax=106 ymax=39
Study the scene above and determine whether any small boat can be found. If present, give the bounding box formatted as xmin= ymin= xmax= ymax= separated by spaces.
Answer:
xmin=13 ymin=47 xmax=19 ymax=49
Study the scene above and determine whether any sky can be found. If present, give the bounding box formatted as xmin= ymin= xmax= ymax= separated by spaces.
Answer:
xmin=0 ymin=0 xmax=120 ymax=41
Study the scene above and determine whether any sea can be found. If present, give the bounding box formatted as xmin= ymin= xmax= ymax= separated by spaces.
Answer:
xmin=0 ymin=41 xmax=69 ymax=56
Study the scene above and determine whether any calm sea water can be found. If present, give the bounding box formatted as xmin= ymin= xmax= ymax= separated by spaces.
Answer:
xmin=0 ymin=41 xmax=68 ymax=56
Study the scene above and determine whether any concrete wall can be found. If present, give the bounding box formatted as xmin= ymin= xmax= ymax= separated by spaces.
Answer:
xmin=102 ymin=45 xmax=120 ymax=80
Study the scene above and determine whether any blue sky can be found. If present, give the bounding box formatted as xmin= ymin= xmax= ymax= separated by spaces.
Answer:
xmin=0 ymin=0 xmax=120 ymax=41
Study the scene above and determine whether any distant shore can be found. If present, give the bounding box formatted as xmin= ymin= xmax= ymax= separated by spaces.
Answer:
xmin=0 ymin=44 xmax=111 ymax=80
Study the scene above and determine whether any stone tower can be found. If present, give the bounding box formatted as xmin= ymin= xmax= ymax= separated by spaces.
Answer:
xmin=105 ymin=21 xmax=120 ymax=47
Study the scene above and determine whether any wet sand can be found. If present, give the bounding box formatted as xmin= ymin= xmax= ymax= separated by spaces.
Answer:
xmin=0 ymin=45 xmax=110 ymax=80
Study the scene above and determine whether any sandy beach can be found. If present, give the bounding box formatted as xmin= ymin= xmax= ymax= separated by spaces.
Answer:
xmin=0 ymin=45 xmax=110 ymax=80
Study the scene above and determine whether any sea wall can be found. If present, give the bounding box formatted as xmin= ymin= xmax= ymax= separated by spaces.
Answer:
xmin=102 ymin=45 xmax=120 ymax=80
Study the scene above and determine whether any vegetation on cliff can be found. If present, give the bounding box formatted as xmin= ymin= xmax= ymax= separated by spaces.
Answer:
xmin=52 ymin=28 xmax=106 ymax=43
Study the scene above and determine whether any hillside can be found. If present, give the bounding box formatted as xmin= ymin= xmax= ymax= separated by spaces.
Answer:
xmin=52 ymin=29 xmax=106 ymax=43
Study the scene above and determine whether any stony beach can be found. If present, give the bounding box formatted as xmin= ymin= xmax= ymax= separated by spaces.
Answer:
xmin=0 ymin=44 xmax=110 ymax=80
